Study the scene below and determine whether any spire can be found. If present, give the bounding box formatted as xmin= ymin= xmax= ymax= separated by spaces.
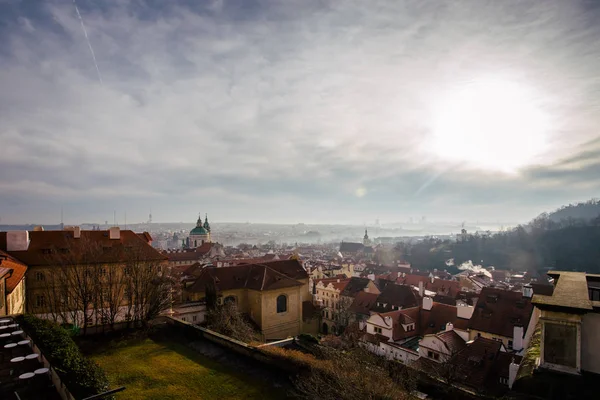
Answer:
xmin=203 ymin=213 xmax=211 ymax=232
xmin=197 ymin=213 xmax=203 ymax=227
xmin=364 ymin=229 xmax=369 ymax=239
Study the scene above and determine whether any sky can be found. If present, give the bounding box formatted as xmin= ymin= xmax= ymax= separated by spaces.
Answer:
xmin=1 ymin=0 xmax=600 ymax=225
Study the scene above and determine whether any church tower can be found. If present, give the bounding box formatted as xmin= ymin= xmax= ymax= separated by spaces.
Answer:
xmin=189 ymin=212 xmax=211 ymax=247
xmin=363 ymin=229 xmax=371 ymax=246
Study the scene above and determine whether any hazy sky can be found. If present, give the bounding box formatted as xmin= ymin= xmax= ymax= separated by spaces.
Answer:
xmin=1 ymin=0 xmax=599 ymax=225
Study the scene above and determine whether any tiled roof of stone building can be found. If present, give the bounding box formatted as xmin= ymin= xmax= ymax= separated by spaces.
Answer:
xmin=0 ymin=230 xmax=166 ymax=266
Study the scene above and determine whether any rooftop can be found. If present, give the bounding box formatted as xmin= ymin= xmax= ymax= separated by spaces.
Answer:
xmin=532 ymin=271 xmax=594 ymax=311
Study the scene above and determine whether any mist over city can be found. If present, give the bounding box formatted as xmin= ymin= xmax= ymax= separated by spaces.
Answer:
xmin=1 ymin=1 xmax=600 ymax=399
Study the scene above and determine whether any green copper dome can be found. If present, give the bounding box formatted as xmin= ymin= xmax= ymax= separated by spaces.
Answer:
xmin=190 ymin=226 xmax=209 ymax=235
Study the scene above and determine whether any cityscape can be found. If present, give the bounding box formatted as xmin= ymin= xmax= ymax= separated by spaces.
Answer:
xmin=1 ymin=0 xmax=600 ymax=400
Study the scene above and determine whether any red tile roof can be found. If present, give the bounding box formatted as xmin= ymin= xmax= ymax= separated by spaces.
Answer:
xmin=436 ymin=330 xmax=467 ymax=354
xmin=188 ymin=259 xmax=307 ymax=293
xmin=0 ymin=250 xmax=27 ymax=293
xmin=0 ymin=230 xmax=167 ymax=266
xmin=468 ymin=287 xmax=533 ymax=337
xmin=371 ymin=283 xmax=419 ymax=312
xmin=397 ymin=274 xmax=460 ymax=297
xmin=420 ymin=302 xmax=470 ymax=335
xmin=349 ymin=291 xmax=379 ymax=316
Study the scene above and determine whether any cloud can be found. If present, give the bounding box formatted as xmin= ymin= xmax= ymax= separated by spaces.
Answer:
xmin=0 ymin=0 xmax=599 ymax=224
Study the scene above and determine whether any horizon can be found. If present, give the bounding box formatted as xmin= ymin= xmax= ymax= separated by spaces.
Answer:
xmin=1 ymin=1 xmax=600 ymax=225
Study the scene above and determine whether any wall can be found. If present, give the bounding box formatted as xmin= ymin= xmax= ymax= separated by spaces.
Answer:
xmin=163 ymin=316 xmax=301 ymax=374
xmin=261 ymin=286 xmax=302 ymax=340
xmin=419 ymin=335 xmax=453 ymax=363
xmin=7 ymin=278 xmax=26 ymax=315
xmin=581 ymin=312 xmax=600 ymax=374
xmin=366 ymin=315 xmax=392 ymax=339
xmin=0 ymin=277 xmax=6 ymax=316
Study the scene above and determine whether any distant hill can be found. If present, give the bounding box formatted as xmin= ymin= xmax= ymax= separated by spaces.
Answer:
xmin=545 ymin=199 xmax=600 ymax=223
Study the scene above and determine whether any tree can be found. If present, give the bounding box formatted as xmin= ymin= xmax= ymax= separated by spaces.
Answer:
xmin=205 ymin=302 xmax=260 ymax=343
xmin=293 ymin=346 xmax=409 ymax=400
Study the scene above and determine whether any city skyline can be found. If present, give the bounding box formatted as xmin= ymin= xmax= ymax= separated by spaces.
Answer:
xmin=1 ymin=0 xmax=600 ymax=225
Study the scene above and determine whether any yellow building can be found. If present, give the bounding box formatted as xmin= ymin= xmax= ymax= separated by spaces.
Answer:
xmin=0 ymin=250 xmax=27 ymax=315
xmin=0 ymin=227 xmax=168 ymax=325
xmin=184 ymin=259 xmax=315 ymax=340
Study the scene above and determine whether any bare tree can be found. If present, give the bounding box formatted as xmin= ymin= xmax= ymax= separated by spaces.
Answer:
xmin=293 ymin=346 xmax=410 ymax=400
xmin=206 ymin=302 xmax=260 ymax=343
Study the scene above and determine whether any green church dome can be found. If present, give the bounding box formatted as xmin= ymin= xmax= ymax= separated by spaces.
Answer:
xmin=190 ymin=226 xmax=209 ymax=235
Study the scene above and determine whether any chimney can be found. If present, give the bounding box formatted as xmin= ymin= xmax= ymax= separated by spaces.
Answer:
xmin=522 ymin=284 xmax=533 ymax=298
xmin=64 ymin=226 xmax=81 ymax=239
xmin=513 ymin=325 xmax=524 ymax=351
xmin=446 ymin=322 xmax=454 ymax=331
xmin=508 ymin=358 xmax=520 ymax=389
xmin=457 ymin=304 xmax=475 ymax=319
xmin=33 ymin=226 xmax=44 ymax=232
xmin=6 ymin=231 xmax=30 ymax=251
xmin=423 ymin=296 xmax=433 ymax=311
xmin=418 ymin=281 xmax=424 ymax=297
xmin=109 ymin=227 xmax=120 ymax=240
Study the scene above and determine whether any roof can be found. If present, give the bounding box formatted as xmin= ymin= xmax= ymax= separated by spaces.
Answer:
xmin=190 ymin=226 xmax=209 ymax=235
xmin=0 ymin=266 xmax=11 ymax=280
xmin=420 ymin=302 xmax=469 ymax=335
xmin=188 ymin=259 xmax=307 ymax=293
xmin=371 ymin=283 xmax=419 ymax=312
xmin=397 ymin=274 xmax=460 ymax=297
xmin=0 ymin=250 xmax=27 ymax=293
xmin=315 ymin=277 xmax=350 ymax=292
xmin=468 ymin=287 xmax=533 ymax=337
xmin=532 ymin=271 xmax=593 ymax=311
xmin=0 ymin=230 xmax=167 ymax=266
xmin=450 ymin=337 xmax=504 ymax=391
xmin=339 ymin=242 xmax=364 ymax=253
xmin=531 ymin=283 xmax=554 ymax=296
xmin=340 ymin=277 xmax=372 ymax=298
xmin=164 ymin=243 xmax=216 ymax=262
xmin=436 ymin=330 xmax=467 ymax=354
xmin=349 ymin=291 xmax=379 ymax=316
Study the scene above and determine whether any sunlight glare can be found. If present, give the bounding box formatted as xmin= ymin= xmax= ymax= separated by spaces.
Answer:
xmin=430 ymin=78 xmax=550 ymax=173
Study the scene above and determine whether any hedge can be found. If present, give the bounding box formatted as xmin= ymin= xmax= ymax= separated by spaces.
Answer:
xmin=16 ymin=314 xmax=111 ymax=399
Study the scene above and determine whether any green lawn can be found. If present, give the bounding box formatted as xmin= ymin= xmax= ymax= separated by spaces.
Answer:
xmin=89 ymin=336 xmax=283 ymax=400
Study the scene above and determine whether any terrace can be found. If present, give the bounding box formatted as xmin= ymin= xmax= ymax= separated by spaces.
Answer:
xmin=0 ymin=316 xmax=61 ymax=400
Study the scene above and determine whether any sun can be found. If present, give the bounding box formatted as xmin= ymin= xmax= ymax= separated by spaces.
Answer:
xmin=429 ymin=77 xmax=550 ymax=173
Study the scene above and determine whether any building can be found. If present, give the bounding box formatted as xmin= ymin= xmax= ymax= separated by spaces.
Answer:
xmin=0 ymin=227 xmax=168 ymax=326
xmin=189 ymin=214 xmax=211 ymax=247
xmin=0 ymin=265 xmax=11 ymax=316
xmin=184 ymin=259 xmax=312 ymax=340
xmin=530 ymin=271 xmax=600 ymax=375
xmin=467 ymin=287 xmax=534 ymax=352
xmin=0 ymin=250 xmax=27 ymax=315
xmin=418 ymin=329 xmax=467 ymax=363
xmin=313 ymin=277 xmax=350 ymax=334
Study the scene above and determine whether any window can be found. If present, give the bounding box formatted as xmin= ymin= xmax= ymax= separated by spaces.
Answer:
xmin=276 ymin=294 xmax=287 ymax=313
xmin=35 ymin=272 xmax=45 ymax=281
xmin=124 ymin=267 xmax=130 ymax=276
xmin=374 ymin=327 xmax=382 ymax=334
xmin=508 ymin=340 xmax=513 ymax=350
xmin=499 ymin=377 xmax=508 ymax=385
xmin=326 ymin=311 xmax=329 ymax=319
xmin=182 ymin=317 xmax=186 ymax=322
xmin=100 ymin=268 xmax=107 ymax=277
xmin=36 ymin=295 xmax=45 ymax=308
xmin=428 ymin=351 xmax=439 ymax=360
xmin=477 ymin=332 xmax=481 ymax=338
xmin=193 ymin=315 xmax=197 ymax=322
xmin=543 ymin=322 xmax=577 ymax=368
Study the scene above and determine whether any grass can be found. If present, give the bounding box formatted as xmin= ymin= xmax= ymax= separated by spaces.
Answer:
xmin=88 ymin=334 xmax=284 ymax=400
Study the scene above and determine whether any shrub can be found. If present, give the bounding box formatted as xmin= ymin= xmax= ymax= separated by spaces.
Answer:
xmin=297 ymin=333 xmax=319 ymax=345
xmin=17 ymin=314 xmax=111 ymax=399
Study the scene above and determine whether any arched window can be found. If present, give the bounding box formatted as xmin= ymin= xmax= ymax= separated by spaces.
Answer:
xmin=276 ymin=294 xmax=287 ymax=313
xmin=224 ymin=295 xmax=236 ymax=305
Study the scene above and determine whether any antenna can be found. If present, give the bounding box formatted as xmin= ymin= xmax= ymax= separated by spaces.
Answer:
xmin=125 ymin=211 xmax=127 ymax=230
xmin=113 ymin=210 xmax=116 ymax=227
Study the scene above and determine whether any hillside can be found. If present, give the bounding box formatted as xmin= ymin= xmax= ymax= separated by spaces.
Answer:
xmin=545 ymin=199 xmax=600 ymax=223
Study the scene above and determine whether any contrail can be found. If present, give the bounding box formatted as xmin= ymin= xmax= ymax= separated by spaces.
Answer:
xmin=73 ymin=0 xmax=103 ymax=85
